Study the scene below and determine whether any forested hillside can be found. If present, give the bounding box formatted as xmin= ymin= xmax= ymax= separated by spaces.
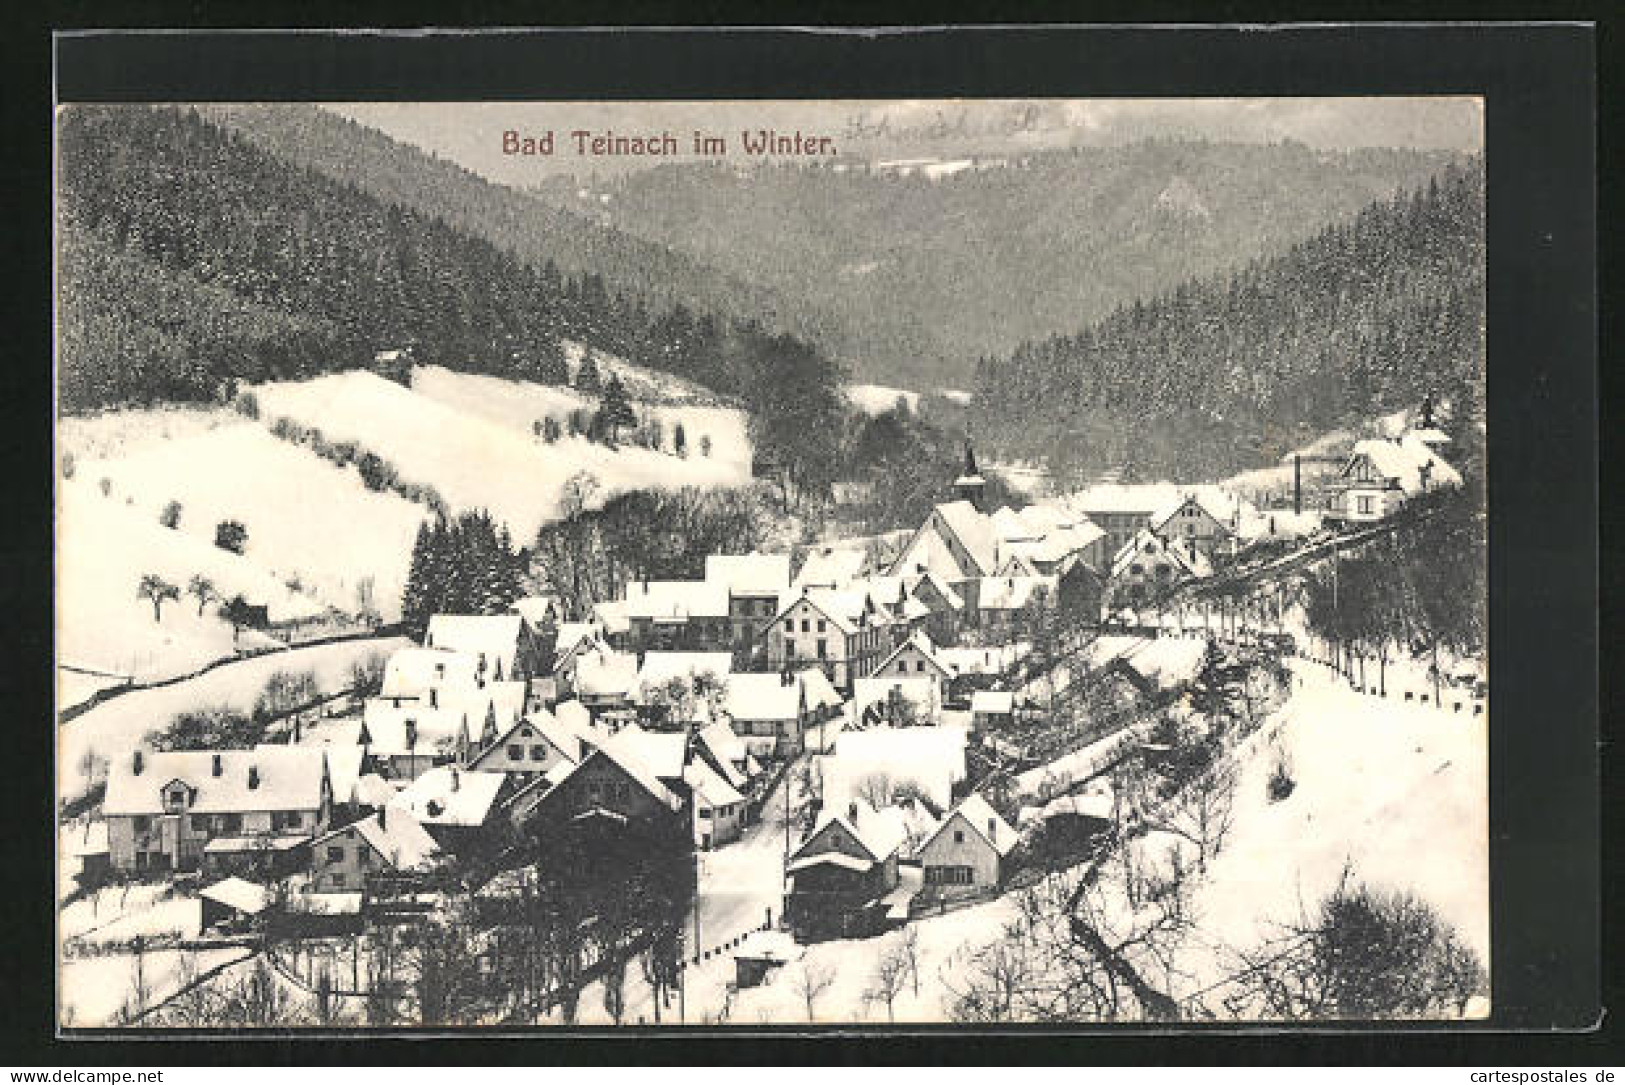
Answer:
xmin=199 ymin=104 xmax=845 ymax=355
xmin=556 ymin=141 xmax=1468 ymax=389
xmin=970 ymin=163 xmax=1485 ymax=482
xmin=56 ymin=105 xmax=849 ymax=499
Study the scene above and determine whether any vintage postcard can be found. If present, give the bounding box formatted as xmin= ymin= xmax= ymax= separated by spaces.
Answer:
xmin=55 ymin=94 xmax=1488 ymax=1028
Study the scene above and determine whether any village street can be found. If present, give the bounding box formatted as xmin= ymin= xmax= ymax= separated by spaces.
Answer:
xmin=685 ymin=763 xmax=800 ymax=962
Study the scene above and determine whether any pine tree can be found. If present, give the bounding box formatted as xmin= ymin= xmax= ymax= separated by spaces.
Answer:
xmin=599 ymin=375 xmax=637 ymax=442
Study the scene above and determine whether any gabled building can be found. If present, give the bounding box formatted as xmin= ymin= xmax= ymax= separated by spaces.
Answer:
xmin=509 ymin=737 xmax=687 ymax=842
xmin=889 ymin=500 xmax=1000 ymax=611
xmin=869 ymin=630 xmax=955 ymax=704
xmin=306 ymin=804 xmax=442 ymax=895
xmin=914 ymin=794 xmax=1018 ymax=897
xmin=1331 ymin=433 xmax=1463 ymax=524
xmin=103 ymin=747 xmax=332 ymax=874
xmin=1106 ymin=530 xmax=1211 ymax=612
xmin=390 ymin=766 xmax=513 ymax=855
xmin=976 ymin=574 xmax=1059 ymax=637
xmin=1149 ymin=493 xmax=1237 ymax=560
xmin=785 ymin=799 xmax=909 ymax=940
xmin=765 ymin=586 xmax=893 ymax=693
xmin=792 ymin=546 xmax=868 ymax=590
xmin=851 ymin=675 xmax=944 ymax=728
xmin=463 ymin=711 xmax=582 ymax=779
xmin=722 ymin=670 xmax=834 ymax=759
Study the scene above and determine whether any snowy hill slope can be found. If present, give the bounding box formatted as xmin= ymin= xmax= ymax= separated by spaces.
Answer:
xmin=72 ymin=421 xmax=429 ymax=626
xmin=253 ymin=369 xmax=753 ymax=543
xmin=56 ymin=477 xmax=322 ymax=684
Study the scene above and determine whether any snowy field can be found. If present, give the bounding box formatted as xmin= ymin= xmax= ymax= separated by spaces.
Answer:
xmin=58 ymin=634 xmax=408 ymax=803
xmin=71 ymin=420 xmax=428 ymax=625
xmin=253 ymin=369 xmax=753 ymax=544
xmin=56 ymin=477 xmax=316 ymax=684
xmin=61 ymin=945 xmax=252 ymax=1028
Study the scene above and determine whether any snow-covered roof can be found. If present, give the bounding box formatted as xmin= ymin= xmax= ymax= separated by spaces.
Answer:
xmin=552 ymin=699 xmax=599 ymax=748
xmin=319 ymin=744 xmax=366 ymax=805
xmin=802 ymin=797 xmax=910 ymax=863
xmin=933 ymin=500 xmax=999 ymax=576
xmin=1148 ymin=491 xmax=1238 ymax=534
xmin=937 ymin=643 xmax=1027 ymax=676
xmin=1346 ymin=435 xmax=1462 ymax=496
xmin=570 ymin=744 xmax=684 ymax=813
xmin=1019 ymin=787 xmax=1115 ymax=826
xmin=510 ymin=595 xmax=561 ymax=626
xmin=477 ymin=710 xmax=582 ymax=767
xmin=574 ymin=648 xmax=639 ymax=698
xmin=698 ymin=720 xmax=747 ymax=766
xmin=622 ymin=580 xmax=730 ymax=621
xmin=735 ymin=929 xmax=800 ymax=963
xmin=606 ymin=725 xmax=687 ymax=783
xmin=927 ymin=794 xmax=1018 ymax=858
xmin=793 ymin=546 xmax=869 ymax=589
xmin=352 ymin=773 xmax=400 ymax=810
xmin=970 ymin=690 xmax=1015 ymax=714
xmin=550 ymin=621 xmax=602 ymax=659
xmin=105 ymin=747 xmax=329 ymax=816
xmin=1110 ymin=530 xmax=1211 ymax=580
xmin=705 ymin=552 xmax=791 ymax=596
xmin=592 ymin=599 xmax=631 ymax=635
xmin=873 ymin=630 xmax=953 ymax=679
xmin=200 ymin=877 xmax=271 ymax=915
xmin=978 ymin=574 xmax=1058 ymax=612
xmin=825 ymin=725 xmax=967 ymax=810
xmin=424 ymin=614 xmax=525 ymax=673
xmin=636 ymin=651 xmax=734 ymax=691
xmin=315 ymin=807 xmax=441 ymax=870
xmin=390 ymin=766 xmax=506 ymax=828
xmin=360 ymin=698 xmax=471 ymax=758
xmin=381 ymin=647 xmax=479 ymax=699
xmin=723 ymin=671 xmax=808 ymax=722
xmin=684 ymin=758 xmax=745 ymax=809
xmin=787 ymin=851 xmax=872 ymax=874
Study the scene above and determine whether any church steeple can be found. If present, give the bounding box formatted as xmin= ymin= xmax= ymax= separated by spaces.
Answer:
xmin=953 ymin=438 xmax=987 ymax=510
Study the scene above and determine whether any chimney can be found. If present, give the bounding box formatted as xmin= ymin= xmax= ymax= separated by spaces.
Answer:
xmin=211 ymin=753 xmax=223 ymax=777
xmin=429 ymin=688 xmax=438 ymax=709
xmin=378 ymin=805 xmax=386 ymax=829
xmin=988 ymin=817 xmax=998 ymax=842
xmin=248 ymin=765 xmax=261 ymax=790
xmin=450 ymin=768 xmax=461 ymax=792
xmin=847 ymin=801 xmax=859 ymax=823
xmin=132 ymin=750 xmax=144 ymax=776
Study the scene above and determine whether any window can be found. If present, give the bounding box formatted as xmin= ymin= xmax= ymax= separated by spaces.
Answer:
xmin=507 ymin=744 xmax=523 ymax=759
xmin=816 ymin=619 xmax=826 ymax=633
xmin=330 ymin=872 xmax=347 ymax=889
xmin=327 ymin=846 xmax=345 ymax=862
xmin=188 ymin=814 xmax=207 ymax=832
xmin=133 ymin=815 xmax=151 ymax=833
xmin=1130 ymin=563 xmax=1144 ymax=576
xmin=916 ymin=660 xmax=926 ymax=673
xmin=898 ymin=662 xmax=908 ymax=674
xmin=699 ymin=807 xmax=713 ymax=820
xmin=530 ymin=745 xmax=547 ymax=761
xmin=816 ymin=639 xmax=827 ymax=659
xmin=801 ymin=619 xmax=810 ymax=633
xmin=1186 ymin=524 xmax=1196 ymax=537
xmin=926 ymin=865 xmax=973 ymax=886
xmin=1357 ymin=495 xmax=1375 ymax=515
xmin=953 ymin=830 xmax=965 ymax=844
xmin=223 ymin=813 xmax=242 ymax=834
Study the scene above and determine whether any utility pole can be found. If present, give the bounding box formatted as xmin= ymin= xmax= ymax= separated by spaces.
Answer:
xmin=1293 ymin=454 xmax=1303 ymax=516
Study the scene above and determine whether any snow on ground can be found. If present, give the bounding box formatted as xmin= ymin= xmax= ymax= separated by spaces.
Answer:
xmin=1184 ymin=657 xmax=1488 ymax=993
xmin=61 ymin=946 xmax=251 ymax=1028
xmin=846 ymin=384 xmax=920 ymax=416
xmin=74 ymin=421 xmax=428 ymax=624
xmin=560 ymin=340 xmax=720 ymax=403
xmin=253 ymin=370 xmax=752 ymax=543
xmin=411 ymin=365 xmax=750 ymax=479
xmin=1086 ymin=634 xmax=1207 ymax=690
xmin=56 ymin=477 xmax=318 ymax=684
xmin=57 ymin=404 xmax=240 ymax=463
xmin=58 ymin=634 xmax=409 ymax=803
xmin=58 ymin=668 xmax=131 ymax=714
xmin=937 ymin=389 xmax=973 ymax=406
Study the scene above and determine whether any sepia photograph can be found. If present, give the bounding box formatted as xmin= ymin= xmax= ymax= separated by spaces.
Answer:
xmin=54 ymin=92 xmax=1491 ymax=1030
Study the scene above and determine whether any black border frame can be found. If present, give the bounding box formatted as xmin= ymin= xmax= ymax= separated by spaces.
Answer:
xmin=8 ymin=15 xmax=1605 ymax=1065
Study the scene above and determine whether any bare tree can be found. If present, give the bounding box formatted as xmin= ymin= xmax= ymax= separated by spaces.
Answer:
xmin=790 ymin=959 xmax=837 ymax=1023
xmin=187 ymin=574 xmax=218 ymax=616
xmin=865 ymin=947 xmax=911 ymax=1021
xmin=853 ymin=772 xmax=896 ymax=811
xmin=137 ymin=573 xmax=180 ymax=623
xmin=898 ymin=923 xmax=922 ymax=996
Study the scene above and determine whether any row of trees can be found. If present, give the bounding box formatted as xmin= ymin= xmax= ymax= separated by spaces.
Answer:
xmin=1300 ymin=483 xmax=1486 ymax=702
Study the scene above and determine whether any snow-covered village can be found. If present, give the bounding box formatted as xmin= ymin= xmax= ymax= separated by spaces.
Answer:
xmin=55 ymin=99 xmax=1490 ymax=1029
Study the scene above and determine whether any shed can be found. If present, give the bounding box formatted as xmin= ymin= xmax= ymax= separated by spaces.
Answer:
xmin=199 ymin=876 xmax=270 ymax=933
xmin=733 ymin=930 xmax=801 ymax=989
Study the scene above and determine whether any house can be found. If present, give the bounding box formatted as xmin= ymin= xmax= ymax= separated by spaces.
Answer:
xmin=591 ymin=599 xmax=633 ymax=651
xmin=970 ymin=690 xmax=1016 ymax=730
xmin=424 ymin=613 xmax=546 ymax=683
xmin=695 ymin=720 xmax=763 ymax=795
xmin=721 ymin=671 xmax=813 ymax=759
xmin=991 ymin=503 xmax=1111 ymax=575
xmin=463 ymin=711 xmax=582 ymax=779
xmin=914 ymin=794 xmax=1017 ymax=898
xmin=785 ymin=798 xmax=910 ymax=940
xmin=389 ymin=766 xmax=512 ymax=855
xmin=765 ymin=586 xmax=893 ymax=693
xmin=1331 ymin=433 xmax=1462 ymax=523
xmin=509 ymin=736 xmax=687 ymax=843
xmin=1106 ymin=530 xmax=1211 ymax=612
xmin=685 ymin=758 xmax=746 ymax=850
xmin=380 ymin=647 xmax=480 ymax=701
xmin=358 ymin=697 xmax=475 ymax=781
xmin=622 ymin=580 xmax=732 ymax=653
xmin=870 ymin=630 xmax=954 ymax=691
xmin=570 ymin=647 xmax=640 ymax=726
xmin=103 ymin=747 xmax=332 ymax=874
xmin=1148 ymin=493 xmax=1237 ymax=560
xmin=305 ymin=804 xmax=442 ymax=894
xmin=705 ymin=552 xmax=792 ymax=651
